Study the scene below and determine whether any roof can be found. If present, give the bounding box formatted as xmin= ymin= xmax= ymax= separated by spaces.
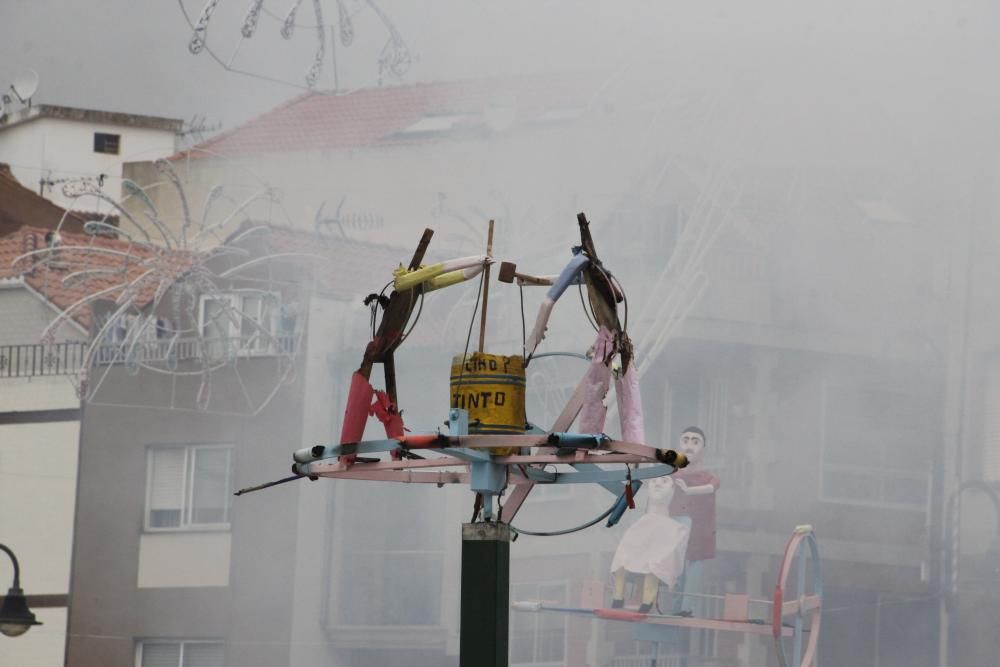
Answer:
xmin=0 ymin=222 xmax=431 ymax=332
xmin=0 ymin=225 xmax=193 ymax=330
xmin=179 ymin=76 xmax=593 ymax=159
xmin=0 ymin=164 xmax=89 ymax=236
xmin=0 ymin=104 xmax=183 ymax=134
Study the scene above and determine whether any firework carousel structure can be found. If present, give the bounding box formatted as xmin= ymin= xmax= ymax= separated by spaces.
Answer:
xmin=281 ymin=214 xmax=684 ymax=510
xmin=238 ymin=213 xmax=821 ymax=667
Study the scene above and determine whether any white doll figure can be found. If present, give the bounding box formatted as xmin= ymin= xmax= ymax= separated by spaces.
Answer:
xmin=610 ymin=474 xmax=690 ymax=613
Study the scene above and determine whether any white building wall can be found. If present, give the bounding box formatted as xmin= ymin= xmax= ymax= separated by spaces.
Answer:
xmin=0 ymin=116 xmax=177 ymax=210
xmin=0 ymin=379 xmax=79 ymax=667
xmin=0 ymin=285 xmax=82 ymax=667
xmin=0 ymin=283 xmax=85 ymax=345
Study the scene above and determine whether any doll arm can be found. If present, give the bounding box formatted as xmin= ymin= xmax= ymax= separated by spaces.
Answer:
xmin=674 ymin=477 xmax=718 ymax=496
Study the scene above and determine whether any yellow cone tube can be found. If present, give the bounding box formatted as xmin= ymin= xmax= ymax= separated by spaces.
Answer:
xmin=393 ymin=255 xmax=489 ymax=291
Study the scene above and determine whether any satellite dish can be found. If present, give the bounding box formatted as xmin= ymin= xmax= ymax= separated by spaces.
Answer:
xmin=9 ymin=70 xmax=39 ymax=105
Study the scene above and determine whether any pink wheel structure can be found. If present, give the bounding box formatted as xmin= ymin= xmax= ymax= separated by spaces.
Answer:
xmin=772 ymin=525 xmax=822 ymax=667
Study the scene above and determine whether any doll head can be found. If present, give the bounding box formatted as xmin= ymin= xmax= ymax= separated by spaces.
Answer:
xmin=646 ymin=474 xmax=676 ymax=505
xmin=678 ymin=426 xmax=706 ymax=467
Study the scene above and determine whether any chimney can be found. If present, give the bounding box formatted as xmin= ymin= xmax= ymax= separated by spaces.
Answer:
xmin=22 ymin=230 xmax=37 ymax=275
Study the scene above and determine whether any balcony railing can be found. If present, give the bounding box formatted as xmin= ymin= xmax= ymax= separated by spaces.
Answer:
xmin=0 ymin=342 xmax=89 ymax=378
xmin=0 ymin=336 xmax=300 ymax=378
xmin=93 ymin=335 xmax=300 ymax=366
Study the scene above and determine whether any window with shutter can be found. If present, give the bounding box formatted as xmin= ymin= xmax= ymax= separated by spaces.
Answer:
xmin=138 ymin=642 xmax=180 ymax=667
xmin=137 ymin=640 xmax=224 ymax=667
xmin=148 ymin=449 xmax=185 ymax=528
xmin=146 ymin=445 xmax=233 ymax=530
xmin=191 ymin=447 xmax=230 ymax=524
xmin=182 ymin=642 xmax=224 ymax=667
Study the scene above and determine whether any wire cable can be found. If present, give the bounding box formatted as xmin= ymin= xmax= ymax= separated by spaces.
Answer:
xmin=455 ymin=270 xmax=486 ymax=391
xmin=519 ymin=282 xmax=527 ymax=357
xmin=577 ymin=281 xmax=599 ymax=332
xmin=509 ymin=490 xmax=624 ymax=537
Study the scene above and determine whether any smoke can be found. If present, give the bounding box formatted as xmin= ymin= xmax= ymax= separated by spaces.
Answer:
xmin=8 ymin=1 xmax=1000 ymax=666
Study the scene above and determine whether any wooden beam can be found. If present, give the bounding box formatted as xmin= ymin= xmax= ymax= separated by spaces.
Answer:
xmin=0 ymin=408 xmax=80 ymax=425
xmin=0 ymin=593 xmax=68 ymax=608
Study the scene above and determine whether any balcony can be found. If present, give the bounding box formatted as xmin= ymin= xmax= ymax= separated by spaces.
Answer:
xmin=0 ymin=342 xmax=88 ymax=379
xmin=92 ymin=335 xmax=300 ymax=366
xmin=0 ymin=336 xmax=300 ymax=379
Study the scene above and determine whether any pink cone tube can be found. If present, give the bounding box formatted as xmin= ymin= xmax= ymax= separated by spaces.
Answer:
xmin=616 ymin=363 xmax=645 ymax=444
xmin=578 ymin=327 xmax=614 ymax=434
xmin=339 ymin=372 xmax=375 ymax=464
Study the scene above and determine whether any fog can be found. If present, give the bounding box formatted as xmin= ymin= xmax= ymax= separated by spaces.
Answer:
xmin=5 ymin=1 xmax=1000 ymax=666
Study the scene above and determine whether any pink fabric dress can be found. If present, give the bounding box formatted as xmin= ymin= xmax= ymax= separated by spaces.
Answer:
xmin=610 ymin=477 xmax=690 ymax=588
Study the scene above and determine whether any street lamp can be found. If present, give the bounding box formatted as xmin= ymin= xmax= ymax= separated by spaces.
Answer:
xmin=0 ymin=544 xmax=41 ymax=637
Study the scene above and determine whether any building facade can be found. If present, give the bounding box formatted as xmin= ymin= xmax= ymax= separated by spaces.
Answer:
xmin=0 ymin=104 xmax=181 ymax=211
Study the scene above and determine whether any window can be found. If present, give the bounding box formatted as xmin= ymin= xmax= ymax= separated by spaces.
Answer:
xmin=136 ymin=640 xmax=223 ymax=667
xmin=94 ymin=132 xmax=121 ymax=155
xmin=199 ymin=292 xmax=293 ymax=356
xmin=820 ymin=383 xmax=932 ymax=511
xmin=146 ymin=445 xmax=233 ymax=530
xmin=511 ymin=582 xmax=567 ymax=665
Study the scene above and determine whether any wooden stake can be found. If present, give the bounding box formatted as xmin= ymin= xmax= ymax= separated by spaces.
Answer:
xmin=478 ymin=220 xmax=494 ymax=353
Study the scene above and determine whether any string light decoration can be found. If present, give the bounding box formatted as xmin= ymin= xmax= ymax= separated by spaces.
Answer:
xmin=177 ymin=0 xmax=413 ymax=89
xmin=12 ymin=158 xmax=322 ymax=415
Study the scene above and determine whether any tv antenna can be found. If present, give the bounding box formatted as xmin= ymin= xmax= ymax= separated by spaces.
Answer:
xmin=178 ymin=113 xmax=222 ymax=145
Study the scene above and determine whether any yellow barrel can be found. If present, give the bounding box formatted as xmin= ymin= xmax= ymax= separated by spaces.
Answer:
xmin=450 ymin=352 xmax=527 ymax=454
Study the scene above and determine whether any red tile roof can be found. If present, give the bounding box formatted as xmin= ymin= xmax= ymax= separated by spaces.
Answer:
xmin=1 ymin=222 xmax=434 ymax=334
xmin=0 ymin=225 xmax=194 ymax=331
xmin=178 ymin=75 xmax=592 ymax=159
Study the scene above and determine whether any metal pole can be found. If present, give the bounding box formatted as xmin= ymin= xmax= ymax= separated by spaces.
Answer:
xmin=460 ymin=522 xmax=510 ymax=667
xmin=0 ymin=544 xmax=21 ymax=587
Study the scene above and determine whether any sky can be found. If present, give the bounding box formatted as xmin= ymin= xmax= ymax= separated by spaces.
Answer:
xmin=2 ymin=0 xmax=996 ymax=134
xmin=1 ymin=0 xmax=649 ymax=129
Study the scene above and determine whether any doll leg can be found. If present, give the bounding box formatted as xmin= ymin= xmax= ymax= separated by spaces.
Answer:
xmin=611 ymin=568 xmax=627 ymax=608
xmin=638 ymin=573 xmax=660 ymax=613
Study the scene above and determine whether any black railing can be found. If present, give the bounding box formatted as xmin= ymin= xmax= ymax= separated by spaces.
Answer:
xmin=0 ymin=336 xmax=300 ymax=378
xmin=0 ymin=342 xmax=89 ymax=378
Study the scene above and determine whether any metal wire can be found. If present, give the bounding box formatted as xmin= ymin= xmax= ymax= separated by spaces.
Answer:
xmin=455 ymin=270 xmax=486 ymax=391
xmin=509 ymin=492 xmax=623 ymax=537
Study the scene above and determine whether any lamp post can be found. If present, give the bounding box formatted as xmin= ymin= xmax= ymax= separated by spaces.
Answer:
xmin=0 ymin=544 xmax=42 ymax=637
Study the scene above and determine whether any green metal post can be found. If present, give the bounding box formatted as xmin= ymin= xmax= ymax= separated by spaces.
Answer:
xmin=460 ymin=522 xmax=510 ymax=667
